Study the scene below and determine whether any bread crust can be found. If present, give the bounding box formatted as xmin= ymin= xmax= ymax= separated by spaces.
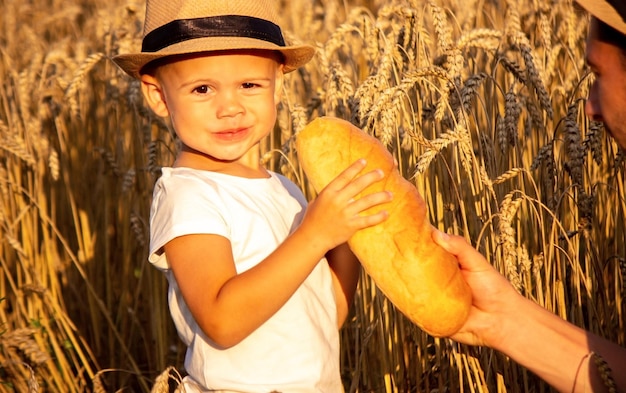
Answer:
xmin=296 ymin=116 xmax=471 ymax=337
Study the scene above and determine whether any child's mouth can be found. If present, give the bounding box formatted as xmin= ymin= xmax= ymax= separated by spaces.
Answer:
xmin=215 ymin=127 xmax=248 ymax=140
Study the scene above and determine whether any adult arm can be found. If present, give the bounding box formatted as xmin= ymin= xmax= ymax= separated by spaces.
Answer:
xmin=432 ymin=230 xmax=626 ymax=392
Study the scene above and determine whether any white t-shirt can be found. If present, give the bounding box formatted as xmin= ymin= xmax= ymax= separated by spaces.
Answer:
xmin=149 ymin=167 xmax=344 ymax=393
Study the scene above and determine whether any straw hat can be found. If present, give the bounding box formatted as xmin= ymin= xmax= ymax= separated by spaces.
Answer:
xmin=112 ymin=0 xmax=316 ymax=79
xmin=576 ymin=0 xmax=626 ymax=35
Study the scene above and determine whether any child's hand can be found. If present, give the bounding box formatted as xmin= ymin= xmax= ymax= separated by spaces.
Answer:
xmin=300 ymin=159 xmax=392 ymax=251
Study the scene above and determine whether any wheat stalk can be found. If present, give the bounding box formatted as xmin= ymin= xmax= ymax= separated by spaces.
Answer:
xmin=65 ymin=52 xmax=105 ymax=118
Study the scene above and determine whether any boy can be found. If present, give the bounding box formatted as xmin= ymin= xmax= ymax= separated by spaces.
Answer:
xmin=112 ymin=0 xmax=392 ymax=392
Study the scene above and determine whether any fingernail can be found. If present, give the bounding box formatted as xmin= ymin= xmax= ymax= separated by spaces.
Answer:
xmin=435 ymin=229 xmax=449 ymax=242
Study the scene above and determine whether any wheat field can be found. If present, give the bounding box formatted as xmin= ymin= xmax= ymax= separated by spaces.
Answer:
xmin=1 ymin=0 xmax=624 ymax=391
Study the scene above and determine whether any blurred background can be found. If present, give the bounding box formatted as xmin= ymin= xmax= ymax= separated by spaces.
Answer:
xmin=1 ymin=0 xmax=624 ymax=391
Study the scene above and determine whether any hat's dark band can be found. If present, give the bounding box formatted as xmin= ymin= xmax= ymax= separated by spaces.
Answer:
xmin=608 ymin=0 xmax=626 ymax=22
xmin=142 ymin=15 xmax=286 ymax=52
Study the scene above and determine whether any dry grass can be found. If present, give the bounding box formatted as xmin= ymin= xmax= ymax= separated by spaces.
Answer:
xmin=1 ymin=0 xmax=624 ymax=391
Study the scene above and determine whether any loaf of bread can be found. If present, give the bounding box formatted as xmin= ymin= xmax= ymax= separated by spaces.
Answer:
xmin=295 ymin=116 xmax=471 ymax=337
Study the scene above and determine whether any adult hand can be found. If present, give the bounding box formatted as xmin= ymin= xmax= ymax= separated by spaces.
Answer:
xmin=432 ymin=230 xmax=521 ymax=349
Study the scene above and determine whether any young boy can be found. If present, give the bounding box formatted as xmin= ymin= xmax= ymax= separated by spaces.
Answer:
xmin=112 ymin=0 xmax=392 ymax=392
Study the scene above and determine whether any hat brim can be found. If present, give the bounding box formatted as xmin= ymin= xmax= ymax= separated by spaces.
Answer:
xmin=112 ymin=36 xmax=315 ymax=79
xmin=576 ymin=0 xmax=626 ymax=36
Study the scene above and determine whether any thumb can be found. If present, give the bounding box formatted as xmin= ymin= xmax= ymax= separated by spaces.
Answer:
xmin=432 ymin=229 xmax=492 ymax=273
xmin=432 ymin=229 xmax=465 ymax=256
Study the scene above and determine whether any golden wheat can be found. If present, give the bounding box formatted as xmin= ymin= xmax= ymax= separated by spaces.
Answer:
xmin=1 ymin=0 xmax=623 ymax=391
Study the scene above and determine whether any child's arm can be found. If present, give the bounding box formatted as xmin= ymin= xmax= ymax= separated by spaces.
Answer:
xmin=165 ymin=159 xmax=391 ymax=348
xmin=325 ymin=243 xmax=361 ymax=327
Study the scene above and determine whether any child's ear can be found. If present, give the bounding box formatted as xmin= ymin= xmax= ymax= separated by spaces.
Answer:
xmin=140 ymin=74 xmax=169 ymax=117
xmin=274 ymin=65 xmax=284 ymax=102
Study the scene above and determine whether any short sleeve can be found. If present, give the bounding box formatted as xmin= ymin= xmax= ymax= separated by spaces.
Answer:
xmin=148 ymin=172 xmax=230 ymax=270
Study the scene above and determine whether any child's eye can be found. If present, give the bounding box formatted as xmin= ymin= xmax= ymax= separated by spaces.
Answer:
xmin=193 ymin=85 xmax=210 ymax=94
xmin=242 ymin=82 xmax=258 ymax=89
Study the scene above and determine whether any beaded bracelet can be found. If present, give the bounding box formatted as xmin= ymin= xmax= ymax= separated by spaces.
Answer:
xmin=591 ymin=351 xmax=617 ymax=393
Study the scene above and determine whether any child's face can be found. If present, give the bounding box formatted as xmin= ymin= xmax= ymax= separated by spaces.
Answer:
xmin=142 ymin=50 xmax=284 ymax=170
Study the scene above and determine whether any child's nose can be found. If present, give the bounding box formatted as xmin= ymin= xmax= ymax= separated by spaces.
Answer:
xmin=216 ymin=91 xmax=244 ymax=117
